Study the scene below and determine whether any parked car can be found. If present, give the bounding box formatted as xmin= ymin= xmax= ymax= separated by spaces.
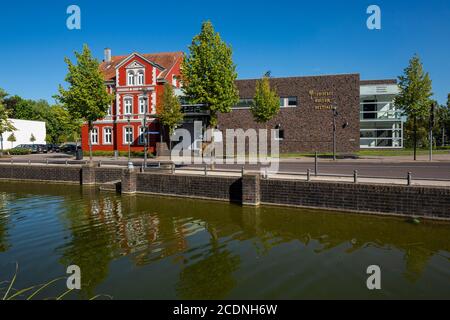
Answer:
xmin=36 ymin=144 xmax=48 ymax=154
xmin=46 ymin=144 xmax=61 ymax=153
xmin=60 ymin=143 xmax=77 ymax=154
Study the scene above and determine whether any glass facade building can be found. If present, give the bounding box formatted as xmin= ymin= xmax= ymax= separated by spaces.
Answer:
xmin=360 ymin=81 xmax=404 ymax=149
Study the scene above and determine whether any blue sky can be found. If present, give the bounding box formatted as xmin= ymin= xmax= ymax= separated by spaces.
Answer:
xmin=0 ymin=0 xmax=449 ymax=104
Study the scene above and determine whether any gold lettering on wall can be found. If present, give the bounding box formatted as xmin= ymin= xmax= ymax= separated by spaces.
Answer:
xmin=309 ymin=90 xmax=335 ymax=110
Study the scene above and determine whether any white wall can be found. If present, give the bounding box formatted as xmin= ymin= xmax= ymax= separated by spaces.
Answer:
xmin=2 ymin=119 xmax=47 ymax=149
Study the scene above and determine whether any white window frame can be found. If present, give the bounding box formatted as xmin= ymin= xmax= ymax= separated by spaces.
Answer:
xmin=280 ymin=96 xmax=298 ymax=108
xmin=138 ymin=96 xmax=147 ymax=114
xmin=103 ymin=127 xmax=113 ymax=145
xmin=172 ymin=75 xmax=177 ymax=87
xmin=138 ymin=126 xmax=146 ymax=145
xmin=137 ymin=70 xmax=145 ymax=85
xmin=127 ymin=71 xmax=135 ymax=86
xmin=123 ymin=126 xmax=134 ymax=145
xmin=90 ymin=127 xmax=99 ymax=145
xmin=124 ymin=97 xmax=133 ymax=115
xmin=106 ymin=104 xmax=112 ymax=116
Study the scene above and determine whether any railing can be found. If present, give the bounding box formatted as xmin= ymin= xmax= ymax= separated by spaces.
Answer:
xmin=1 ymin=158 xmax=449 ymax=186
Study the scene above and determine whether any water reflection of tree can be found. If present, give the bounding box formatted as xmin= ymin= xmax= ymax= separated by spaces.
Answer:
xmin=0 ymin=193 xmax=11 ymax=252
xmin=58 ymin=190 xmax=120 ymax=298
xmin=176 ymin=223 xmax=240 ymax=300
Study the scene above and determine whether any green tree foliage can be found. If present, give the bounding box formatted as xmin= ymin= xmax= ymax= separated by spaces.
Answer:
xmin=7 ymin=132 xmax=16 ymax=148
xmin=394 ymin=55 xmax=433 ymax=159
xmin=158 ymin=83 xmax=184 ymax=137
xmin=2 ymin=94 xmax=81 ymax=144
xmin=250 ymin=75 xmax=280 ymax=125
xmin=181 ymin=21 xmax=239 ymax=127
xmin=30 ymin=133 xmax=36 ymax=144
xmin=55 ymin=44 xmax=113 ymax=161
xmin=0 ymin=89 xmax=16 ymax=156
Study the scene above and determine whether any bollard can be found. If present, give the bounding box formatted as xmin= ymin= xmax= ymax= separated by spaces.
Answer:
xmin=307 ymin=169 xmax=311 ymax=181
xmin=46 ymin=159 xmax=49 ymax=165
xmin=171 ymin=163 xmax=175 ymax=174
xmin=265 ymin=168 xmax=268 ymax=180
xmin=204 ymin=164 xmax=208 ymax=176
xmin=98 ymin=160 xmax=102 ymax=168
xmin=66 ymin=160 xmax=68 ymax=166
xmin=353 ymin=170 xmax=358 ymax=183
xmin=407 ymin=172 xmax=412 ymax=186
xmin=315 ymin=152 xmax=318 ymax=176
xmin=10 ymin=159 xmax=13 ymax=165
xmin=28 ymin=160 xmax=31 ymax=166
xmin=241 ymin=166 xmax=245 ymax=177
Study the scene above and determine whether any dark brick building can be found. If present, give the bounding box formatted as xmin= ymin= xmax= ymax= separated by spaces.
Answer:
xmin=217 ymin=74 xmax=361 ymax=154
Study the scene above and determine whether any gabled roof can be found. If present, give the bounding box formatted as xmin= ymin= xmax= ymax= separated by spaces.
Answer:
xmin=99 ymin=51 xmax=183 ymax=81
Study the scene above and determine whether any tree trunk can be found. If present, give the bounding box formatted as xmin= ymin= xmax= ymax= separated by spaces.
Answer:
xmin=0 ymin=134 xmax=3 ymax=157
xmin=413 ymin=116 xmax=417 ymax=161
xmin=88 ymin=121 xmax=93 ymax=164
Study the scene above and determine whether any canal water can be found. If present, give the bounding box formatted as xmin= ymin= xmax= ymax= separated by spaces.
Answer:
xmin=0 ymin=181 xmax=449 ymax=300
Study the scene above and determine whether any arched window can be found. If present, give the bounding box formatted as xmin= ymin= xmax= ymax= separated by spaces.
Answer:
xmin=137 ymin=71 xmax=144 ymax=85
xmin=127 ymin=71 xmax=135 ymax=86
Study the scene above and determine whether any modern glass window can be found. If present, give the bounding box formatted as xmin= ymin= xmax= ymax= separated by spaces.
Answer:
xmin=124 ymin=97 xmax=133 ymax=115
xmin=138 ymin=127 xmax=146 ymax=144
xmin=233 ymin=98 xmax=254 ymax=109
xmin=280 ymin=97 xmax=298 ymax=108
xmin=275 ymin=125 xmax=285 ymax=141
xmin=127 ymin=71 xmax=135 ymax=86
xmin=90 ymin=128 xmax=99 ymax=145
xmin=139 ymin=97 xmax=147 ymax=114
xmin=104 ymin=128 xmax=112 ymax=144
xmin=137 ymin=71 xmax=144 ymax=85
xmin=124 ymin=127 xmax=133 ymax=144
xmin=287 ymin=97 xmax=297 ymax=107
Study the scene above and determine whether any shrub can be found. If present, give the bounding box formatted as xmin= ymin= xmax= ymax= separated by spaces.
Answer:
xmin=7 ymin=148 xmax=32 ymax=155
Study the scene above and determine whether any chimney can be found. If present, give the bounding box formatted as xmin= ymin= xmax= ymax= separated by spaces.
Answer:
xmin=104 ymin=48 xmax=111 ymax=63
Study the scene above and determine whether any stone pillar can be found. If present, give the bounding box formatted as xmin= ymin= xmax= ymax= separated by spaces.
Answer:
xmin=121 ymin=168 xmax=137 ymax=194
xmin=242 ymin=173 xmax=261 ymax=206
xmin=81 ymin=164 xmax=96 ymax=185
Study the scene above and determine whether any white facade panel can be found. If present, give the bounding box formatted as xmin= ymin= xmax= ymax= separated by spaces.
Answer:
xmin=2 ymin=119 xmax=47 ymax=149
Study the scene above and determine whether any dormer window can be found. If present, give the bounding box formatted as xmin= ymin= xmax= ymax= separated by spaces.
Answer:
xmin=127 ymin=71 xmax=135 ymax=86
xmin=137 ymin=70 xmax=145 ymax=85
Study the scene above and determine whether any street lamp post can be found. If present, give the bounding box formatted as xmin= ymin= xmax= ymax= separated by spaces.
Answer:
xmin=142 ymin=89 xmax=149 ymax=169
xmin=332 ymin=106 xmax=338 ymax=161
xmin=126 ymin=115 xmax=133 ymax=169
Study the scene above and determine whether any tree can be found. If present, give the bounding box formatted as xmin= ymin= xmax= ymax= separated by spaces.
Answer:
xmin=181 ymin=20 xmax=239 ymax=127
xmin=30 ymin=133 xmax=36 ymax=145
xmin=394 ymin=55 xmax=433 ymax=160
xmin=158 ymin=83 xmax=184 ymax=154
xmin=250 ymin=75 xmax=280 ymax=127
xmin=0 ymin=89 xmax=16 ymax=156
xmin=55 ymin=44 xmax=113 ymax=162
xmin=7 ymin=133 xmax=16 ymax=149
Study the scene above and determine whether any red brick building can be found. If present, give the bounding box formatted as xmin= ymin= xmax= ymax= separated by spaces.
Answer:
xmin=81 ymin=49 xmax=183 ymax=154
